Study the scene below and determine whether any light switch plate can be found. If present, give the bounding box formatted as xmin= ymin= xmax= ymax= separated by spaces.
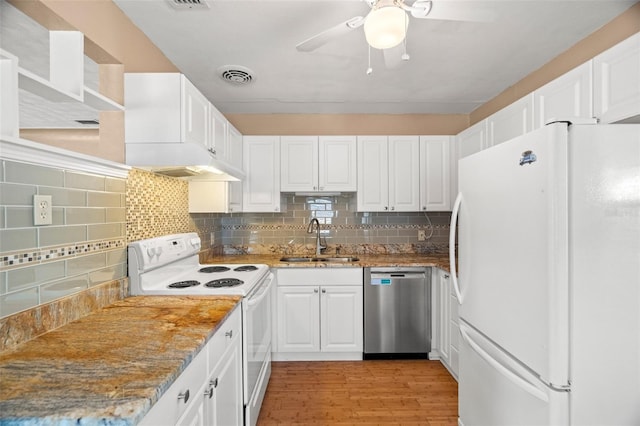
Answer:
xmin=34 ymin=195 xmax=53 ymax=225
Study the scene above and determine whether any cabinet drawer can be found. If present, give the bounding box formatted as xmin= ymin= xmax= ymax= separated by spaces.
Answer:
xmin=277 ymin=268 xmax=363 ymax=286
xmin=140 ymin=344 xmax=208 ymax=425
xmin=208 ymin=306 xmax=241 ymax=370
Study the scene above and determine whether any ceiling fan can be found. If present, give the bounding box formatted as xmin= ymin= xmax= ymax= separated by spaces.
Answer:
xmin=296 ymin=0 xmax=493 ymax=69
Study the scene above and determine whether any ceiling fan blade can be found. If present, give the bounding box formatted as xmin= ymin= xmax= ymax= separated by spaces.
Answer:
xmin=411 ymin=0 xmax=494 ymax=22
xmin=296 ymin=16 xmax=365 ymax=52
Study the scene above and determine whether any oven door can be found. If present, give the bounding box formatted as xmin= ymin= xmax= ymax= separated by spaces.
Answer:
xmin=243 ymin=272 xmax=273 ymax=405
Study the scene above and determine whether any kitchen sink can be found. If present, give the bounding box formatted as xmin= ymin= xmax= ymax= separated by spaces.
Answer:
xmin=279 ymin=256 xmax=359 ymax=263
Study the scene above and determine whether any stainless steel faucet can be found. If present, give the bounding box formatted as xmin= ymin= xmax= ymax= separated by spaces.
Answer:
xmin=306 ymin=218 xmax=327 ymax=256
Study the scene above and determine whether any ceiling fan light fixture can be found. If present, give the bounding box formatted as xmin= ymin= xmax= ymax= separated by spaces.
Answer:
xmin=364 ymin=6 xmax=408 ymax=50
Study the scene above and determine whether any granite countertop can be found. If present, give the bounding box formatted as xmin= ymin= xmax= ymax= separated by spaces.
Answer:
xmin=0 ymin=295 xmax=241 ymax=426
xmin=203 ymin=253 xmax=452 ymax=272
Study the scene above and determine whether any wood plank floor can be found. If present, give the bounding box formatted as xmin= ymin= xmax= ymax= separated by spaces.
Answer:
xmin=257 ymin=360 xmax=458 ymax=425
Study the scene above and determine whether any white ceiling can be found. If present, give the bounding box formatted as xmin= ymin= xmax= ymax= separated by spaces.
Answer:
xmin=113 ymin=0 xmax=636 ymax=115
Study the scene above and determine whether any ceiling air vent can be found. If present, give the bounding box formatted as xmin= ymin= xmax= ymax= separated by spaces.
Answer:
xmin=217 ymin=66 xmax=255 ymax=86
xmin=167 ymin=0 xmax=209 ymax=10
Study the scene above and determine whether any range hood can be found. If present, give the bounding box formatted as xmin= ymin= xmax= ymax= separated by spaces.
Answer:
xmin=125 ymin=142 xmax=244 ymax=181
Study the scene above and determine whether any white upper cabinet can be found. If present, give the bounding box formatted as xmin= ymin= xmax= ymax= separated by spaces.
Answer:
xmin=357 ymin=136 xmax=420 ymax=212
xmin=456 ymin=120 xmax=488 ymax=159
xmin=318 ymin=136 xmax=357 ymax=192
xmin=227 ymin=123 xmax=243 ymax=171
xmin=487 ymin=93 xmax=534 ymax=147
xmin=209 ymin=104 xmax=228 ymax=160
xmin=420 ymin=136 xmax=453 ymax=211
xmin=280 ymin=135 xmax=356 ymax=192
xmin=534 ymin=61 xmax=593 ymax=127
xmin=593 ymin=32 xmax=640 ymax=124
xmin=125 ymin=73 xmax=208 ymax=146
xmin=280 ymin=136 xmax=318 ymax=192
xmin=243 ymin=136 xmax=282 ymax=212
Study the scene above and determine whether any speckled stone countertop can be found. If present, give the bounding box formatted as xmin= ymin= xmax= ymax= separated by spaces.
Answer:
xmin=0 ymin=296 xmax=241 ymax=426
xmin=203 ymin=253 xmax=452 ymax=272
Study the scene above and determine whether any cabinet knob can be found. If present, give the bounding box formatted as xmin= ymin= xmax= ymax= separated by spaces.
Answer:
xmin=314 ymin=288 xmax=319 ymax=293
xmin=444 ymin=274 xmax=450 ymax=279
xmin=423 ymin=206 xmax=427 ymax=211
xmin=321 ymin=288 xmax=326 ymax=294
xmin=391 ymin=206 xmax=395 ymax=211
xmin=205 ymin=386 xmax=214 ymax=399
xmin=178 ymin=389 xmax=190 ymax=404
xmin=210 ymin=378 xmax=219 ymax=389
xmin=384 ymin=206 xmax=388 ymax=210
xmin=225 ymin=330 xmax=233 ymax=338
xmin=313 ymin=186 xmax=317 ymax=190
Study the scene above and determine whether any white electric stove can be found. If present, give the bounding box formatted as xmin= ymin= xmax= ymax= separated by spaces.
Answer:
xmin=127 ymin=233 xmax=273 ymax=426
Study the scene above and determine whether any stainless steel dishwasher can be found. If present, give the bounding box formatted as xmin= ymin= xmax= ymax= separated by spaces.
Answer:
xmin=364 ymin=267 xmax=431 ymax=359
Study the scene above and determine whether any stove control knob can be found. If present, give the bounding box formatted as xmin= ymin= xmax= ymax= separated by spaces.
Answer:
xmin=155 ymin=247 xmax=163 ymax=257
xmin=146 ymin=247 xmax=156 ymax=258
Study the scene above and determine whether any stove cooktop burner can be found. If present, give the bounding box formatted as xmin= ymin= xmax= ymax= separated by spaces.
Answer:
xmin=234 ymin=265 xmax=259 ymax=272
xmin=199 ymin=266 xmax=231 ymax=273
xmin=204 ymin=278 xmax=244 ymax=288
xmin=168 ymin=280 xmax=200 ymax=289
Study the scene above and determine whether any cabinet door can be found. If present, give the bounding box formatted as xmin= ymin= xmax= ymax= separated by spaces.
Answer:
xmin=319 ymin=136 xmax=357 ymax=191
xmin=457 ymin=120 xmax=487 ymax=159
xmin=243 ymin=136 xmax=281 ymax=212
xmin=280 ymin=136 xmax=318 ymax=191
xmin=534 ymin=61 xmax=593 ymax=128
xmin=593 ymin=32 xmax=640 ymax=124
xmin=206 ymin=337 xmax=243 ymax=426
xmin=487 ymin=94 xmax=534 ymax=147
xmin=188 ymin=181 xmax=229 ymax=213
xmin=228 ymin=123 xmax=243 ymax=170
xmin=209 ymin=106 xmax=228 ymax=160
xmin=320 ymin=285 xmax=363 ymax=352
xmin=389 ymin=135 xmax=420 ymax=212
xmin=419 ymin=136 xmax=452 ymax=211
xmin=357 ymin=136 xmax=389 ymax=212
xmin=276 ymin=286 xmax=320 ymax=352
xmin=181 ymin=76 xmax=209 ymax=147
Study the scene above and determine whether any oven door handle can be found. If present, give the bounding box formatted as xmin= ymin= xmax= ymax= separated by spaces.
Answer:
xmin=247 ymin=274 xmax=273 ymax=307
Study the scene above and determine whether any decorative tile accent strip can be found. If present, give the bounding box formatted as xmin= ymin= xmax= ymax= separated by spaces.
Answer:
xmin=0 ymin=238 xmax=125 ymax=270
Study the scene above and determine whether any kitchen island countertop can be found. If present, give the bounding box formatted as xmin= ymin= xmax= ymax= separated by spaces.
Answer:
xmin=203 ymin=253 xmax=452 ymax=272
xmin=0 ymin=295 xmax=241 ymax=426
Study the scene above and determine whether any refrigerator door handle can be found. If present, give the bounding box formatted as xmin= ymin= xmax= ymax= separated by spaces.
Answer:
xmin=449 ymin=192 xmax=463 ymax=303
xmin=460 ymin=322 xmax=549 ymax=402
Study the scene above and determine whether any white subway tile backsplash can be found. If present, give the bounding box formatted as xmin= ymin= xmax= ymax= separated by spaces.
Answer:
xmin=88 ymin=264 xmax=125 ymax=287
xmin=105 ymin=207 xmax=126 ymax=223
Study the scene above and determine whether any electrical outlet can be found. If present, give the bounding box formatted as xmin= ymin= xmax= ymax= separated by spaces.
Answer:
xmin=34 ymin=195 xmax=53 ymax=226
xmin=417 ymin=230 xmax=427 ymax=241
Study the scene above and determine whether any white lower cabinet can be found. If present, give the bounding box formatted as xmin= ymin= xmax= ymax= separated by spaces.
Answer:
xmin=140 ymin=308 xmax=243 ymax=426
xmin=273 ymin=268 xmax=363 ymax=361
xmin=432 ymin=267 xmax=458 ymax=381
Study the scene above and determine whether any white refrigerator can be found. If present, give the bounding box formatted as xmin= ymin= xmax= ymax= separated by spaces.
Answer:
xmin=449 ymin=122 xmax=640 ymax=425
